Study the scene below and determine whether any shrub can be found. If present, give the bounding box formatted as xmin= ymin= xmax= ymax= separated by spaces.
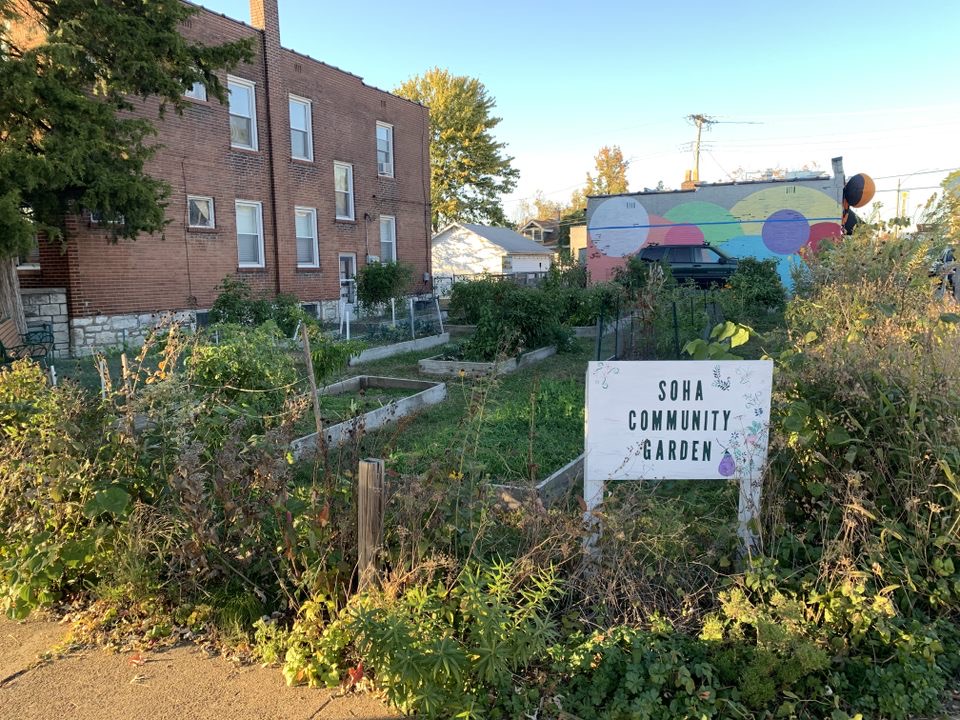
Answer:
xmin=355 ymin=261 xmax=414 ymax=308
xmin=187 ymin=323 xmax=298 ymax=417
xmin=719 ymin=257 xmax=786 ymax=329
xmin=208 ymin=276 xmax=305 ymax=336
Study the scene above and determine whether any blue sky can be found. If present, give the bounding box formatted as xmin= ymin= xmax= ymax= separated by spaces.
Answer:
xmin=201 ymin=0 xmax=960 ymax=223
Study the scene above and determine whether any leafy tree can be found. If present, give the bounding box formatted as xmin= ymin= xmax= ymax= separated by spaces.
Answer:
xmin=394 ymin=68 xmax=519 ymax=230
xmin=570 ymin=145 xmax=631 ymax=210
xmin=0 ymin=0 xmax=252 ymax=330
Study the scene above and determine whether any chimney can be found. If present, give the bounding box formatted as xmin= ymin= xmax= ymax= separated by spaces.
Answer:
xmin=681 ymin=169 xmax=697 ymax=191
xmin=250 ymin=0 xmax=281 ymax=48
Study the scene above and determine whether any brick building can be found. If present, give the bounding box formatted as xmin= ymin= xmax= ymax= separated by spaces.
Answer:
xmin=17 ymin=0 xmax=432 ymax=356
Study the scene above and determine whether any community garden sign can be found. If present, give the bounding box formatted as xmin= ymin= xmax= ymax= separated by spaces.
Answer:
xmin=585 ymin=360 xmax=774 ymax=551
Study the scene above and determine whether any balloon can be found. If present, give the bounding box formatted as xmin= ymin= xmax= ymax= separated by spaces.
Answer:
xmin=843 ymin=174 xmax=875 ymax=208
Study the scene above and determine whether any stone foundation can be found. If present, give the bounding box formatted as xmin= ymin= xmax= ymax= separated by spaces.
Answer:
xmin=69 ymin=310 xmax=196 ymax=356
xmin=21 ymin=287 xmax=70 ymax=357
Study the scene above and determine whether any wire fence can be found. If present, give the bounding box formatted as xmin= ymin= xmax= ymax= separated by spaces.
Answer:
xmin=592 ymin=286 xmax=726 ymax=362
xmin=320 ymin=296 xmax=445 ymax=344
xmin=433 ymin=272 xmax=549 ymax=298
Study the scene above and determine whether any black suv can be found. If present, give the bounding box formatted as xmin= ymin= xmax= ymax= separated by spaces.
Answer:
xmin=637 ymin=242 xmax=739 ymax=287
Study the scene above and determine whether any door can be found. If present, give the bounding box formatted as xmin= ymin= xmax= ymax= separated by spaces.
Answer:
xmin=339 ymin=253 xmax=356 ymax=305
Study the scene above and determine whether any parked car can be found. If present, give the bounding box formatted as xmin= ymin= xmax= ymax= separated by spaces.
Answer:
xmin=637 ymin=242 xmax=739 ymax=287
xmin=929 ymin=246 xmax=957 ymax=300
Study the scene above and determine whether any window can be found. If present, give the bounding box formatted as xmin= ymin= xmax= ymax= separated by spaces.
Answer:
xmin=235 ymin=201 xmax=264 ymax=267
xmin=501 ymin=256 xmax=512 ymax=273
xmin=16 ymin=237 xmax=40 ymax=269
xmin=526 ymin=227 xmax=543 ymax=242
xmin=187 ymin=196 xmax=215 ymax=229
xmin=228 ymin=76 xmax=257 ymax=150
xmin=334 ymin=162 xmax=354 ymax=220
xmin=376 ymin=122 xmax=394 ymax=177
xmin=184 ymin=81 xmax=207 ymax=101
xmin=295 ymin=207 xmax=319 ymax=267
xmin=289 ymin=95 xmax=313 ymax=161
xmin=379 ymin=215 xmax=396 ymax=262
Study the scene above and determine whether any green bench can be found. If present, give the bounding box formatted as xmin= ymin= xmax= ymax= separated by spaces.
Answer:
xmin=0 ymin=326 xmax=54 ymax=367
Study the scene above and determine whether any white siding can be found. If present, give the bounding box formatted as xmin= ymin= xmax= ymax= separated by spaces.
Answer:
xmin=432 ymin=226 xmax=504 ymax=276
xmin=509 ymin=254 xmax=553 ymax=273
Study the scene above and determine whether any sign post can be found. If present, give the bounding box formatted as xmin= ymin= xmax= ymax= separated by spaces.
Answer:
xmin=584 ymin=360 xmax=774 ymax=554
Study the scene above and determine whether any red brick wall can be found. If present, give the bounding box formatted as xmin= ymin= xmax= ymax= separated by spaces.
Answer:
xmin=58 ymin=0 xmax=431 ymax=318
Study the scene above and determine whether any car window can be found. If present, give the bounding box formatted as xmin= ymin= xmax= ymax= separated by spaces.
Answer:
xmin=641 ymin=246 xmax=666 ymax=261
xmin=695 ymin=248 xmax=724 ymax=263
xmin=665 ymin=247 xmax=693 ymax=263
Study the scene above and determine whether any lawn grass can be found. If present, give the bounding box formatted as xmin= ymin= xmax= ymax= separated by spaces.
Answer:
xmin=331 ymin=339 xmax=594 ymax=484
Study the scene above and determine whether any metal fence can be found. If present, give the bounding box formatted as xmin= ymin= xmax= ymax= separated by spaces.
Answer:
xmin=433 ymin=272 xmax=549 ymax=298
xmin=321 ymin=295 xmax=445 ymax=344
xmin=591 ymin=286 xmax=726 ymax=362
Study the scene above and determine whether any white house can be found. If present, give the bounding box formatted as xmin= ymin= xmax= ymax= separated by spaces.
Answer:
xmin=432 ymin=223 xmax=555 ymax=279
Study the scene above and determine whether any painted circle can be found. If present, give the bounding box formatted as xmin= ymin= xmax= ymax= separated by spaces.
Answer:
xmin=664 ymin=201 xmax=741 ymax=246
xmin=644 ymin=213 xmax=671 ymax=246
xmin=806 ymin=221 xmax=842 ymax=254
xmin=587 ymin=197 xmax=649 ymax=257
xmin=762 ymin=209 xmax=809 ymax=254
xmin=664 ymin=224 xmax=705 ymax=244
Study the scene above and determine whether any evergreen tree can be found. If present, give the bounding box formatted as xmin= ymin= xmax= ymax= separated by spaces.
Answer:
xmin=0 ymin=0 xmax=251 ymax=330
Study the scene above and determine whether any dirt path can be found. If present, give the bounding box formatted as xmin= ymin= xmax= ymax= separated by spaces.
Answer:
xmin=0 ymin=616 xmax=399 ymax=720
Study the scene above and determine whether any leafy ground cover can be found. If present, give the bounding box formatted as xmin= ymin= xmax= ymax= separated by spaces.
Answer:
xmin=4 ymin=220 xmax=960 ymax=719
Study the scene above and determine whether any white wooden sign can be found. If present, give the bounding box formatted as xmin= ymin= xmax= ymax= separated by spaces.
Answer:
xmin=585 ymin=360 xmax=774 ymax=551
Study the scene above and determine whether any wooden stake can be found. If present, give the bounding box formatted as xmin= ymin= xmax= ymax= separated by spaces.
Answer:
xmin=357 ymin=458 xmax=385 ymax=591
xmin=300 ymin=324 xmax=325 ymax=447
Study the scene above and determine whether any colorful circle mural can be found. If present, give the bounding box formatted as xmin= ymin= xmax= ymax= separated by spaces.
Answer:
xmin=761 ymin=209 xmax=810 ymax=254
xmin=664 ymin=201 xmax=741 ymax=246
xmin=587 ymin=196 xmax=649 ymax=257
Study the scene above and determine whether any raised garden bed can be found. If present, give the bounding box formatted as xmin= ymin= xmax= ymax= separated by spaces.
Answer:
xmin=490 ymin=453 xmax=584 ymax=510
xmin=418 ymin=345 xmax=556 ymax=378
xmin=349 ymin=332 xmax=449 ymax=365
xmin=291 ymin=375 xmax=447 ymax=458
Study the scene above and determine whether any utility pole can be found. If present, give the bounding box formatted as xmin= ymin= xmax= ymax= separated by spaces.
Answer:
xmin=686 ymin=114 xmax=761 ymax=183
xmin=688 ymin=114 xmax=713 ymax=183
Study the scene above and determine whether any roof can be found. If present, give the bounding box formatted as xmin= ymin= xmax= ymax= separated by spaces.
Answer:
xmin=519 ymin=218 xmax=559 ymax=233
xmin=438 ymin=223 xmax=555 ymax=255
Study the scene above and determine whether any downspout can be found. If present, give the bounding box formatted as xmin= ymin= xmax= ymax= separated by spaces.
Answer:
xmin=260 ymin=27 xmax=282 ymax=296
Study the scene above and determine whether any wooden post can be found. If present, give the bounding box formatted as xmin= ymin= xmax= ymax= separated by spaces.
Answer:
xmin=300 ymin=324 xmax=325 ymax=446
xmin=357 ymin=458 xmax=385 ymax=591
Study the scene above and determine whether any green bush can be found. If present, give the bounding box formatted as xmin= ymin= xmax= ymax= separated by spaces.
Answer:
xmin=355 ymin=261 xmax=414 ymax=308
xmin=719 ymin=257 xmax=786 ymax=329
xmin=208 ymin=276 xmax=305 ymax=336
xmin=187 ymin=323 xmax=298 ymax=416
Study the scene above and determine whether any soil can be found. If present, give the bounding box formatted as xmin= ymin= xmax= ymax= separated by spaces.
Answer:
xmin=0 ymin=615 xmax=399 ymax=720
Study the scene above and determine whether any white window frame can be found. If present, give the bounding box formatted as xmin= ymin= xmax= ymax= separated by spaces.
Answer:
xmin=235 ymin=200 xmax=265 ymax=268
xmin=334 ymin=161 xmax=355 ymax=221
xmin=379 ymin=215 xmax=397 ymax=263
xmin=187 ymin=195 xmax=215 ymax=229
xmin=228 ymin=76 xmax=258 ymax=151
xmin=376 ymin=121 xmax=394 ymax=177
xmin=295 ymin=206 xmax=319 ymax=268
xmin=289 ymin=94 xmax=313 ymax=161
xmin=184 ymin=81 xmax=207 ymax=102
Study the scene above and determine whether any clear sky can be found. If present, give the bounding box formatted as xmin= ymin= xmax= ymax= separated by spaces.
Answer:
xmin=200 ymin=0 xmax=960 ymax=224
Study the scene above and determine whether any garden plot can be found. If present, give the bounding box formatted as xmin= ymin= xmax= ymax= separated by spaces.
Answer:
xmin=418 ymin=345 xmax=556 ymax=378
xmin=291 ymin=375 xmax=446 ymax=458
xmin=349 ymin=332 xmax=450 ymax=365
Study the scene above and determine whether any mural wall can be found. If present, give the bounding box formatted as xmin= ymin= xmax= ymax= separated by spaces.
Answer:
xmin=585 ymin=173 xmax=848 ymax=287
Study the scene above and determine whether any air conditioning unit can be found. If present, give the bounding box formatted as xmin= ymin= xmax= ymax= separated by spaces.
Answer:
xmin=366 ymin=254 xmax=380 ymax=263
